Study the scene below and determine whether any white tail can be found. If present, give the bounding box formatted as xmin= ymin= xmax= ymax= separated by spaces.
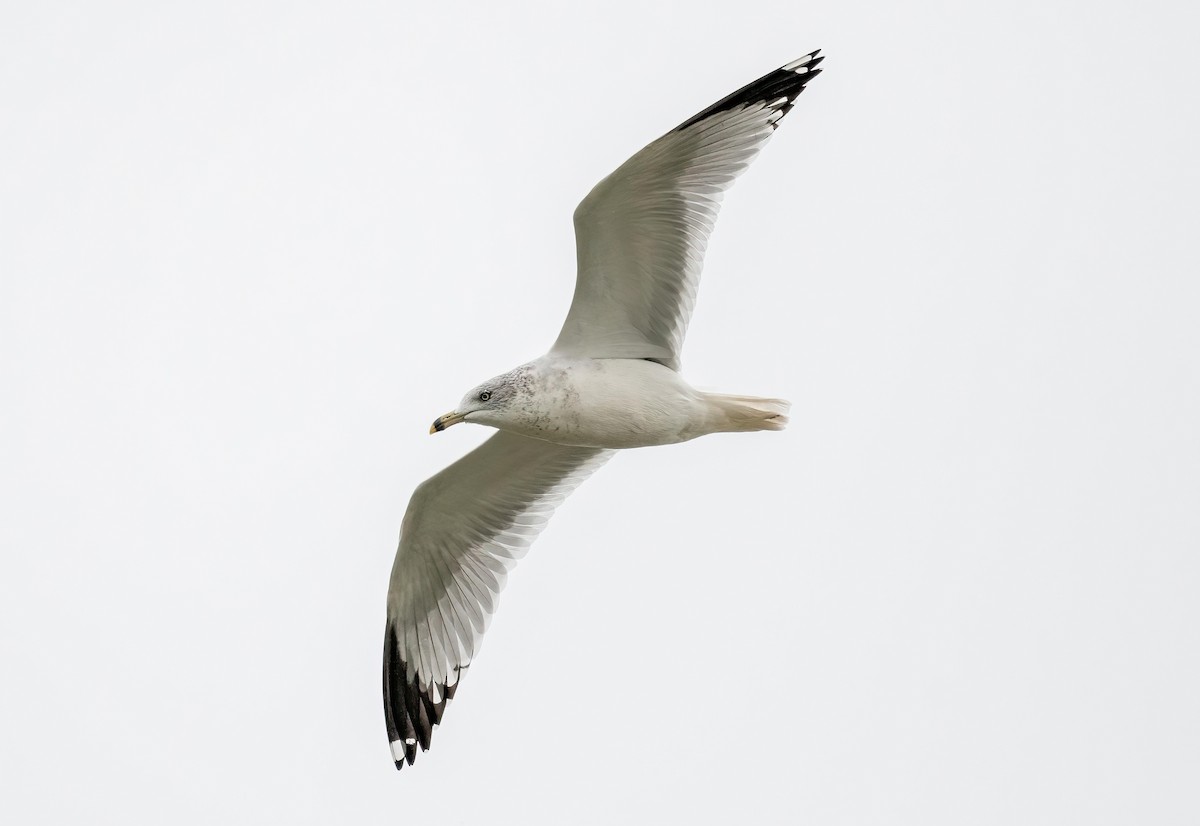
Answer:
xmin=702 ymin=393 xmax=791 ymax=433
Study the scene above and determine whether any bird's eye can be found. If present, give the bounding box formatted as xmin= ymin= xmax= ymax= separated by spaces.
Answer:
xmin=479 ymin=391 xmax=492 ymax=402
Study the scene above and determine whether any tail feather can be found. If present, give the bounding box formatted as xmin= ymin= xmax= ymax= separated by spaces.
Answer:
xmin=703 ymin=393 xmax=791 ymax=433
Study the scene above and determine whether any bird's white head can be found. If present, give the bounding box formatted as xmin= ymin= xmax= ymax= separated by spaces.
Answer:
xmin=429 ymin=366 xmax=535 ymax=434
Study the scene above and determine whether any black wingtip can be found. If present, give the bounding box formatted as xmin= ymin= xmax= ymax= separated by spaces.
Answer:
xmin=383 ymin=622 xmax=461 ymax=772
xmin=673 ymin=51 xmax=827 ymax=132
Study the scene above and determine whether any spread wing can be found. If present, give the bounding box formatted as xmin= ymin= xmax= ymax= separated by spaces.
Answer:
xmin=551 ymin=51 xmax=824 ymax=370
xmin=383 ymin=431 xmax=613 ymax=769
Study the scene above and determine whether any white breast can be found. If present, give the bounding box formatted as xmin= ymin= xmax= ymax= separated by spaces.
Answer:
xmin=513 ymin=357 xmax=705 ymax=449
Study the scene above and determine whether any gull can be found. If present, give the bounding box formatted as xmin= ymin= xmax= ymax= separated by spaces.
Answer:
xmin=384 ymin=51 xmax=825 ymax=770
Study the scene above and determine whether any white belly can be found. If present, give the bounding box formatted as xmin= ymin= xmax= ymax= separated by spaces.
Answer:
xmin=513 ymin=357 xmax=704 ymax=449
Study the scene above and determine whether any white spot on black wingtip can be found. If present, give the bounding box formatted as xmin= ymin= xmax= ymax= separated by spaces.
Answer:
xmin=782 ymin=49 xmax=824 ymax=73
xmin=673 ymin=50 xmax=825 ymax=132
xmin=383 ymin=622 xmax=459 ymax=771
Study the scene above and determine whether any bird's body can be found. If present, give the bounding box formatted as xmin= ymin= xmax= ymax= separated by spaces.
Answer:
xmin=450 ymin=355 xmax=789 ymax=449
xmin=384 ymin=51 xmax=825 ymax=770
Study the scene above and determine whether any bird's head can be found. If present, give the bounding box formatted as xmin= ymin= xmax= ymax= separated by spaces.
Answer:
xmin=430 ymin=368 xmax=531 ymax=434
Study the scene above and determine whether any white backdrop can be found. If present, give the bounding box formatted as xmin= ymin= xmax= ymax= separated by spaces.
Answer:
xmin=2 ymin=1 xmax=1198 ymax=823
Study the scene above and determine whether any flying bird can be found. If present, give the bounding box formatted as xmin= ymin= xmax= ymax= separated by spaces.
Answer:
xmin=384 ymin=51 xmax=825 ymax=770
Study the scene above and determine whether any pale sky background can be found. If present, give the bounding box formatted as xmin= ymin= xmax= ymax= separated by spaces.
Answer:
xmin=2 ymin=1 xmax=1198 ymax=823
